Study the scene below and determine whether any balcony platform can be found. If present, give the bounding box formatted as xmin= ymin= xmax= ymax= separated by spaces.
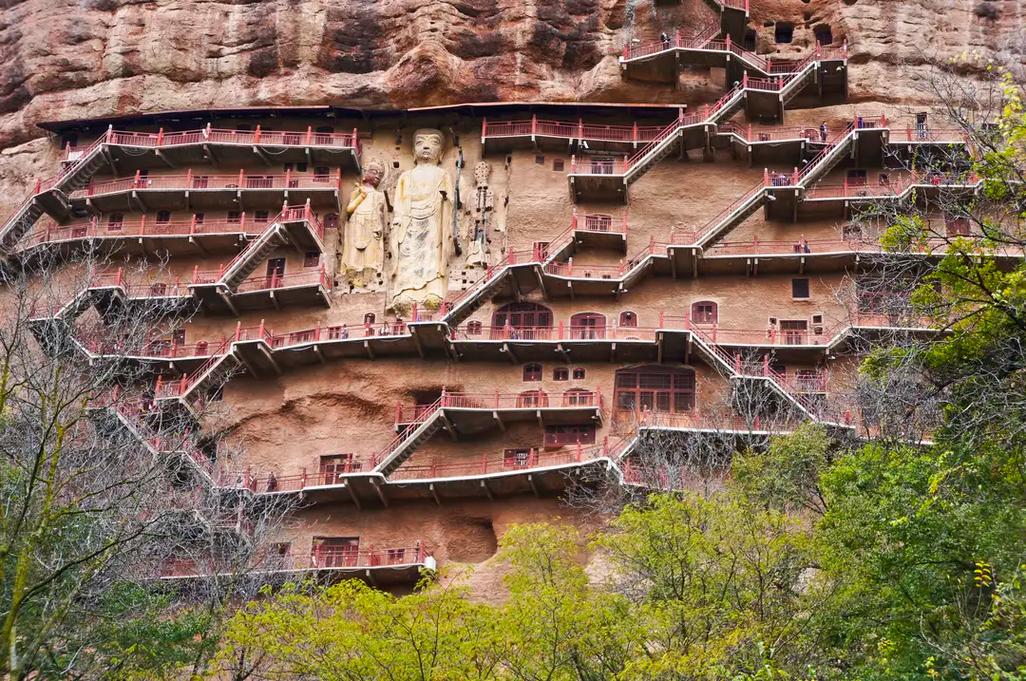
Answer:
xmin=401 ymin=402 xmax=604 ymax=436
xmin=383 ymin=457 xmax=610 ymax=502
xmin=191 ymin=270 xmax=331 ymax=315
xmin=71 ymin=173 xmax=342 ymax=215
xmin=447 ymin=328 xmax=690 ymax=364
xmin=17 ymin=219 xmax=261 ymax=262
xmin=568 ymin=169 xmax=628 ymax=202
xmin=697 ymin=248 xmax=859 ymax=276
xmin=79 ymin=128 xmax=362 ymax=176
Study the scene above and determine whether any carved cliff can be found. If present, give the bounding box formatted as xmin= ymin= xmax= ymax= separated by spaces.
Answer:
xmin=1 ymin=0 xmax=1023 ymax=153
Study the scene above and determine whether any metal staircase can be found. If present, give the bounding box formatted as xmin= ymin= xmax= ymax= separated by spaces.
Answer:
xmin=219 ymin=224 xmax=288 ymax=290
xmin=155 ymin=340 xmax=240 ymax=406
xmin=373 ymin=408 xmax=446 ymax=475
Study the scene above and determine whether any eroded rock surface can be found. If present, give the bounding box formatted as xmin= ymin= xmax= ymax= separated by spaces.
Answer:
xmin=2 ymin=0 xmax=1021 ymax=150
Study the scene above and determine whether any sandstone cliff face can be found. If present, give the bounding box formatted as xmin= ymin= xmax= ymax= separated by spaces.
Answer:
xmin=1 ymin=0 xmax=1022 ymax=156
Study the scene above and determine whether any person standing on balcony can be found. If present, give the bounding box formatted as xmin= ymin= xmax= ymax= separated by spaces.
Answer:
xmin=819 ymin=121 xmax=828 ymax=142
xmin=388 ymin=129 xmax=455 ymax=315
xmin=660 ymin=32 xmax=670 ymax=50
xmin=343 ymin=159 xmax=387 ymax=289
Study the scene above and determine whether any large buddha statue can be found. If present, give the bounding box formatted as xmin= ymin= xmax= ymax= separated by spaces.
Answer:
xmin=342 ymin=158 xmax=386 ymax=288
xmin=388 ymin=129 xmax=455 ymax=313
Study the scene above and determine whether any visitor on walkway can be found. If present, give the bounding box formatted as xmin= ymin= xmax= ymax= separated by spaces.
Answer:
xmin=819 ymin=121 xmax=828 ymax=142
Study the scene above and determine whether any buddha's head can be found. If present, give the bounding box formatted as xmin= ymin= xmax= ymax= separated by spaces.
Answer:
xmin=363 ymin=159 xmax=385 ymax=187
xmin=413 ymin=129 xmax=445 ymax=164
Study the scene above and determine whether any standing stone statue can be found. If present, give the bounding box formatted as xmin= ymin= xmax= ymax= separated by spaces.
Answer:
xmin=388 ymin=129 xmax=455 ymax=312
xmin=464 ymin=161 xmax=493 ymax=268
xmin=342 ymin=159 xmax=387 ymax=288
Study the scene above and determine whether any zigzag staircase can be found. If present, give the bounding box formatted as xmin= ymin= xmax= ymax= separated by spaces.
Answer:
xmin=155 ymin=338 xmax=240 ymax=406
xmin=0 ymin=134 xmax=111 ymax=251
xmin=609 ymin=51 xmax=826 ymax=189
xmin=90 ymin=398 xmax=215 ymax=484
xmin=685 ymin=324 xmax=820 ymax=419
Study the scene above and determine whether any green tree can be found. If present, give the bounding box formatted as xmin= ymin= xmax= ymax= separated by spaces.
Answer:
xmin=596 ymin=494 xmax=817 ymax=680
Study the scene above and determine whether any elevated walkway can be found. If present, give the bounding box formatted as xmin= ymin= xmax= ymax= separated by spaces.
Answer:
xmin=1 ymin=126 xmax=358 ymax=255
xmin=566 ymin=62 xmax=848 ymax=202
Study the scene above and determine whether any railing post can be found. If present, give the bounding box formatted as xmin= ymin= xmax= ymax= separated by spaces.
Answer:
xmin=531 ymin=114 xmax=537 ymax=138
xmin=725 ymin=33 xmax=731 ymax=50
xmin=674 ymin=28 xmax=681 ymax=48
xmin=133 ymin=169 xmax=141 ymax=188
xmin=306 ymin=126 xmax=313 ymax=145
xmin=238 ymin=168 xmax=245 ymax=187
xmin=254 ymin=124 xmax=261 ymax=143
xmin=577 ymin=118 xmax=584 ymax=141
xmin=558 ymin=319 xmax=564 ymax=338
xmin=742 ymin=72 xmax=748 ymax=88
xmin=481 ymin=117 xmax=487 ymax=139
xmin=138 ymin=213 xmax=146 ymax=235
xmin=157 ymin=127 xmax=164 ymax=145
xmin=763 ymin=167 xmax=769 ymax=186
xmin=632 ymin=121 xmax=638 ymax=144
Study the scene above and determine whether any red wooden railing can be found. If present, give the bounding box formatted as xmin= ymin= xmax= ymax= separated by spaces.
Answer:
xmin=394 ymin=389 xmax=605 ymax=425
xmin=74 ymin=168 xmax=343 ymax=199
xmin=24 ymin=201 xmax=322 ymax=249
xmin=64 ymin=125 xmax=360 ymax=159
xmin=160 ymin=543 xmax=426 ymax=578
